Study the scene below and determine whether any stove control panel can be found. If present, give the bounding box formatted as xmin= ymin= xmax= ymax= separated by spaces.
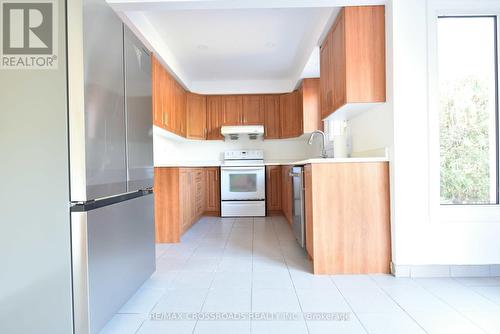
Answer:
xmin=223 ymin=150 xmax=264 ymax=161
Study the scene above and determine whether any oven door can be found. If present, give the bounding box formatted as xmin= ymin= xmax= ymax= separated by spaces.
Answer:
xmin=220 ymin=166 xmax=265 ymax=201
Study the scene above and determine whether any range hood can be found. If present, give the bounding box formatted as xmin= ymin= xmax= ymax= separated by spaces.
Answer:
xmin=221 ymin=125 xmax=264 ymax=140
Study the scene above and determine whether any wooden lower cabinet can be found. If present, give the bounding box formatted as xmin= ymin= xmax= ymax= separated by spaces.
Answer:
xmin=304 ymin=164 xmax=313 ymax=260
xmin=266 ymin=166 xmax=282 ymax=213
xmin=154 ymin=167 xmax=181 ymax=243
xmin=205 ymin=167 xmax=220 ymax=215
xmin=281 ymin=165 xmax=293 ymax=224
xmin=179 ymin=169 xmax=191 ymax=236
xmin=155 ymin=167 xmax=218 ymax=243
xmin=304 ymin=162 xmax=391 ymax=274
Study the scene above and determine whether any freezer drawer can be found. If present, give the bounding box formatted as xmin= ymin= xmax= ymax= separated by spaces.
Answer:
xmin=71 ymin=193 xmax=155 ymax=334
xmin=221 ymin=200 xmax=265 ymax=217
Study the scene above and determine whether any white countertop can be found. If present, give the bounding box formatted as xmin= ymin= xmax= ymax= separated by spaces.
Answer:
xmin=155 ymin=157 xmax=388 ymax=167
xmin=264 ymin=157 xmax=389 ymax=165
xmin=155 ymin=161 xmax=222 ymax=167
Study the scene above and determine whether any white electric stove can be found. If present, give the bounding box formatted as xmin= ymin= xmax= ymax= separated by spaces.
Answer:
xmin=220 ymin=150 xmax=266 ymax=217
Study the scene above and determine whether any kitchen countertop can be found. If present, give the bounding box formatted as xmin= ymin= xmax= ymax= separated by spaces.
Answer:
xmin=155 ymin=157 xmax=389 ymax=168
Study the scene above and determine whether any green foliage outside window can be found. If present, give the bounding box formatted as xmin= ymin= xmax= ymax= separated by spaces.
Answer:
xmin=440 ymin=76 xmax=493 ymax=204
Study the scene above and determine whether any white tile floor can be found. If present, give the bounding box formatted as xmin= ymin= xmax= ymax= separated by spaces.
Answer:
xmin=100 ymin=216 xmax=500 ymax=334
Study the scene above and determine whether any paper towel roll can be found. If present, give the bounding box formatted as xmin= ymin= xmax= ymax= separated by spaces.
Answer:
xmin=333 ymin=135 xmax=349 ymax=158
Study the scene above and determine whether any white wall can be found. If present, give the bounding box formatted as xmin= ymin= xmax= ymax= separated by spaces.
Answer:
xmin=0 ymin=1 xmax=74 ymax=333
xmin=389 ymin=0 xmax=500 ymax=266
xmin=154 ymin=127 xmax=319 ymax=165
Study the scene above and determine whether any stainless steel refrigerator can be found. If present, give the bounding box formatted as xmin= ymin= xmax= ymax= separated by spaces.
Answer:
xmin=0 ymin=0 xmax=155 ymax=333
xmin=68 ymin=0 xmax=155 ymax=333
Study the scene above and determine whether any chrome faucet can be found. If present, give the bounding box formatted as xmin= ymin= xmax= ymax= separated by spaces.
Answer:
xmin=308 ymin=130 xmax=328 ymax=158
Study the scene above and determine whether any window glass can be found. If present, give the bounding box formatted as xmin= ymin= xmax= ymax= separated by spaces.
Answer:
xmin=438 ymin=16 xmax=498 ymax=204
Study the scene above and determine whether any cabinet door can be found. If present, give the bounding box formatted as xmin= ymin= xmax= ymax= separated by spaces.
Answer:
xmin=190 ymin=171 xmax=197 ymax=223
xmin=263 ymin=95 xmax=281 ymax=139
xmin=186 ymin=93 xmax=207 ymax=139
xmin=304 ymin=164 xmax=313 ymax=259
xmin=222 ymin=95 xmax=243 ymax=125
xmin=266 ymin=166 xmax=282 ymax=212
xmin=195 ymin=169 xmax=205 ymax=217
xmin=206 ymin=96 xmax=224 ymax=140
xmin=301 ymin=78 xmax=321 ymax=133
xmin=205 ymin=168 xmax=220 ymax=214
xmin=281 ymin=166 xmax=293 ymax=224
xmin=163 ymin=71 xmax=175 ymax=132
xmin=151 ymin=56 xmax=163 ymax=127
xmin=279 ymin=94 xmax=292 ymax=138
xmin=180 ymin=170 xmax=191 ymax=234
xmin=280 ymin=92 xmax=302 ymax=139
xmin=293 ymin=90 xmax=304 ymax=137
xmin=331 ymin=10 xmax=346 ymax=112
xmin=174 ymin=83 xmax=187 ymax=137
xmin=320 ymin=35 xmax=333 ymax=119
xmin=242 ymin=95 xmax=264 ymax=125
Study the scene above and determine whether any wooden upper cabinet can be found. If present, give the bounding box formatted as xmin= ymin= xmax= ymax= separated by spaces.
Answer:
xmin=151 ymin=56 xmax=163 ymax=127
xmin=186 ymin=93 xmax=207 ymax=139
xmin=242 ymin=95 xmax=264 ymax=125
xmin=279 ymin=79 xmax=320 ymax=139
xmin=206 ymin=96 xmax=224 ymax=140
xmin=151 ymin=55 xmax=187 ymax=136
xmin=279 ymin=91 xmax=302 ymax=139
xmin=279 ymin=93 xmax=295 ymax=139
xmin=222 ymin=95 xmax=243 ymax=125
xmin=301 ymin=78 xmax=322 ymax=133
xmin=263 ymin=95 xmax=281 ymax=139
xmin=331 ymin=11 xmax=346 ymax=112
xmin=320 ymin=37 xmax=333 ymax=119
xmin=162 ymin=67 xmax=175 ymax=132
xmin=320 ymin=5 xmax=386 ymax=118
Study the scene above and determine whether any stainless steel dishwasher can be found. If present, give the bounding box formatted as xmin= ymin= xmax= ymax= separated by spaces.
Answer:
xmin=289 ymin=166 xmax=305 ymax=248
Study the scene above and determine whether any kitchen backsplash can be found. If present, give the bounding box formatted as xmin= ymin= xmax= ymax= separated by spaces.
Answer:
xmin=154 ymin=127 xmax=320 ymax=165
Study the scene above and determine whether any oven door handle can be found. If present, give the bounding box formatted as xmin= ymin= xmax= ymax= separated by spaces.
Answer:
xmin=221 ymin=167 xmax=265 ymax=172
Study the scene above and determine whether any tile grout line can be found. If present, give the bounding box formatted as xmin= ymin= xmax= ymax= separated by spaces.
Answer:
xmin=411 ymin=278 xmax=489 ymax=334
xmin=191 ymin=217 xmax=235 ymax=334
xmin=129 ymin=219 xmax=211 ymax=334
xmin=367 ymin=275 xmax=430 ymax=334
xmin=328 ymin=277 xmax=370 ymax=334
xmin=132 ymin=217 xmax=213 ymax=334
xmin=250 ymin=217 xmax=255 ymax=333
xmin=272 ymin=217 xmax=311 ymax=334
xmin=453 ymin=276 xmax=500 ymax=307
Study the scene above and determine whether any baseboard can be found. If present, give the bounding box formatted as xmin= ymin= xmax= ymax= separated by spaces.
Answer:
xmin=391 ymin=262 xmax=500 ymax=277
xmin=203 ymin=211 xmax=220 ymax=217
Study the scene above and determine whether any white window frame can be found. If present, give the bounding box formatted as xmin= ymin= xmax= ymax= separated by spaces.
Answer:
xmin=427 ymin=0 xmax=500 ymax=223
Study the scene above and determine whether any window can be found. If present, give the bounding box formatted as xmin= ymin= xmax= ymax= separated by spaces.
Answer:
xmin=438 ymin=16 xmax=499 ymax=205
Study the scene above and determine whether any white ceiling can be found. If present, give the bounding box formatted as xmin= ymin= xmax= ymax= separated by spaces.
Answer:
xmin=145 ymin=8 xmax=331 ymax=81
xmin=108 ymin=1 xmax=382 ymax=93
